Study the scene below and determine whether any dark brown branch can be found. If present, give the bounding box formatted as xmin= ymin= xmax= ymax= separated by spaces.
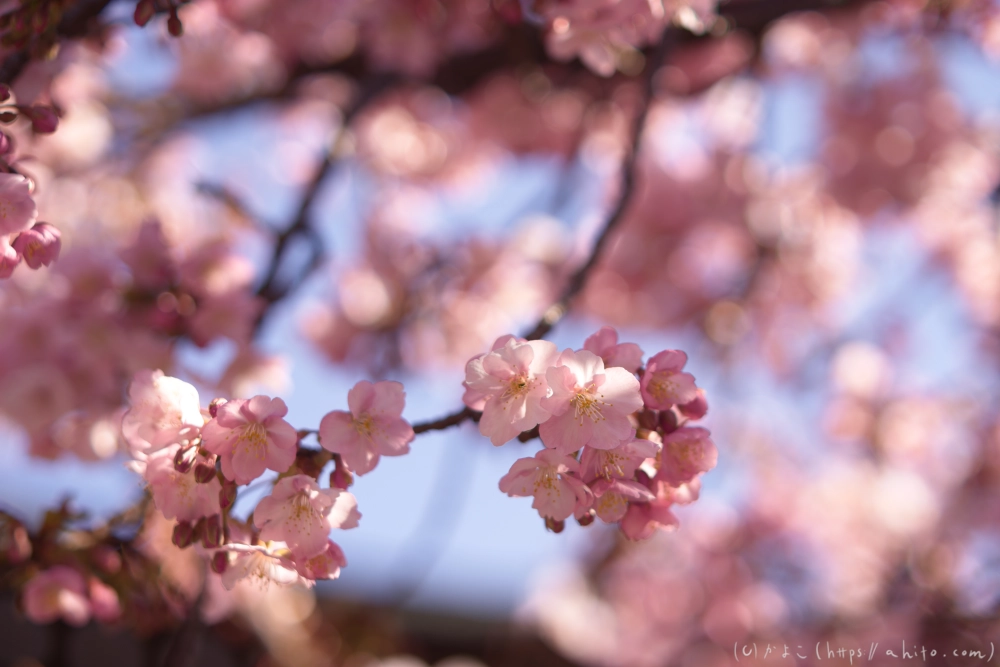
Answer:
xmin=409 ymin=30 xmax=672 ymax=436
xmin=252 ymin=74 xmax=398 ymax=331
xmin=0 ymin=0 xmax=114 ymax=86
xmin=521 ymin=30 xmax=672 ymax=341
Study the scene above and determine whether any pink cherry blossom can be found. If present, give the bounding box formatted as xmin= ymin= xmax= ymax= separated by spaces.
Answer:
xmin=539 ymin=349 xmax=643 ymax=453
xmin=201 ymin=395 xmax=298 ymax=484
xmin=87 ymin=578 xmax=121 ymax=623
xmin=461 ymin=334 xmax=517 ymax=410
xmin=143 ymin=444 xmax=222 ymax=522
xmin=679 ymin=388 xmax=709 ymax=420
xmin=499 ymin=449 xmax=593 ymax=521
xmin=121 ymin=370 xmax=205 ymax=456
xmin=619 ymin=472 xmax=701 ymax=540
xmin=254 ymin=474 xmax=360 ymax=559
xmin=639 ymin=350 xmax=699 ymax=410
xmin=21 ymin=566 xmax=91 ymax=626
xmin=318 ymin=380 xmax=413 ymax=475
xmin=579 ymin=436 xmax=658 ymax=481
xmin=657 ymin=426 xmax=717 ymax=486
xmin=219 ymin=542 xmax=305 ymax=590
xmin=463 ymin=336 xmax=559 ymax=446
xmin=0 ymin=239 xmax=19 ymax=277
xmin=0 ymin=173 xmax=36 ymax=237
xmin=583 ymin=326 xmax=643 ymax=373
xmin=293 ymin=540 xmax=347 ymax=581
xmin=12 ymin=222 xmax=61 ymax=269
xmin=590 ymin=477 xmax=655 ymax=523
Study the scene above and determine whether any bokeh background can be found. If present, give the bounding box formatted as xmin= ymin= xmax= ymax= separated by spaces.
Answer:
xmin=4 ymin=0 xmax=1000 ymax=665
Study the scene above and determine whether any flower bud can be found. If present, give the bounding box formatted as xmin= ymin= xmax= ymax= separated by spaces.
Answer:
xmin=636 ymin=409 xmax=658 ymax=431
xmin=576 ymin=510 xmax=596 ymax=527
xmin=24 ymin=105 xmax=58 ymax=134
xmin=173 ymin=445 xmax=197 ymax=474
xmin=171 ymin=521 xmax=194 ymax=549
xmin=133 ymin=0 xmax=155 ymax=27
xmin=210 ymin=550 xmax=229 ymax=574
xmin=91 ymin=545 xmax=123 ymax=574
xmin=329 ymin=454 xmax=353 ymax=489
xmin=201 ymin=515 xmax=222 ymax=548
xmin=0 ymin=130 xmax=15 ymax=155
xmin=2 ymin=524 xmax=31 ymax=563
xmin=658 ymin=409 xmax=679 ymax=434
xmin=208 ymin=398 xmax=227 ymax=419
xmin=295 ymin=449 xmax=324 ymax=479
xmin=678 ymin=389 xmax=708 ymax=421
xmin=545 ymin=517 xmax=565 ymax=534
xmin=219 ymin=480 xmax=238 ymax=511
xmin=167 ymin=9 xmax=182 ymax=36
xmin=193 ymin=463 xmax=216 ymax=484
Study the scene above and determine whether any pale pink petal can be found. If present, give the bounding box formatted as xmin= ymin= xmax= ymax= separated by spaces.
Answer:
xmin=347 ymin=380 xmax=376 ymax=417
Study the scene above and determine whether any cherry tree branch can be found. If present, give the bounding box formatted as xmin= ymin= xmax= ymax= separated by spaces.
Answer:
xmin=408 ymin=29 xmax=672 ymax=436
xmin=0 ymin=0 xmax=114 ymax=86
xmin=252 ymin=74 xmax=398 ymax=331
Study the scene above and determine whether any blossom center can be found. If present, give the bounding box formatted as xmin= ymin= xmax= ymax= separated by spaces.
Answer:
xmin=571 ymin=390 xmax=605 ymax=424
xmin=238 ymin=421 xmax=268 ymax=459
xmin=354 ymin=414 xmax=376 ymax=438
xmin=648 ymin=374 xmax=677 ymax=401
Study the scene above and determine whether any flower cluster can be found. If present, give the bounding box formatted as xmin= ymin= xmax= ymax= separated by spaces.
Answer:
xmin=116 ymin=370 xmax=414 ymax=592
xmin=0 ymin=172 xmax=59 ymax=279
xmin=465 ymin=327 xmax=715 ymax=537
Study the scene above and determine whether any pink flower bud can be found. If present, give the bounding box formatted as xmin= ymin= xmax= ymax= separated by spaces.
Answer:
xmin=167 ymin=9 xmax=182 ymax=36
xmin=11 ymin=222 xmax=60 ymax=269
xmin=658 ymin=409 xmax=679 ymax=434
xmin=636 ymin=409 xmax=658 ymax=430
xmin=0 ymin=242 xmax=20 ymax=278
xmin=576 ymin=510 xmax=596 ymax=527
xmin=3 ymin=524 xmax=31 ymax=563
xmin=173 ymin=445 xmax=197 ymax=474
xmin=545 ymin=517 xmax=565 ymax=534
xmin=219 ymin=479 xmax=237 ymax=511
xmin=171 ymin=521 xmax=194 ymax=548
xmin=211 ymin=550 xmax=229 ymax=574
xmin=329 ymin=454 xmax=353 ymax=489
xmin=201 ymin=514 xmax=223 ymax=548
xmin=91 ymin=546 xmax=122 ymax=574
xmin=679 ymin=389 xmax=709 ymax=421
xmin=88 ymin=578 xmax=121 ymax=624
xmin=208 ymin=397 xmax=227 ymax=419
xmin=23 ymin=105 xmax=58 ymax=134
xmin=193 ymin=463 xmax=216 ymax=484
xmin=133 ymin=0 xmax=155 ymax=27
xmin=0 ymin=130 xmax=13 ymax=155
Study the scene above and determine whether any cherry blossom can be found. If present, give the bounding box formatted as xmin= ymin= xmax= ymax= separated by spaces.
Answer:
xmin=293 ymin=540 xmax=348 ymax=581
xmin=657 ymin=426 xmax=717 ymax=486
xmin=579 ymin=436 xmax=658 ymax=481
xmin=499 ymin=449 xmax=593 ymax=521
xmin=583 ymin=326 xmax=644 ymax=373
xmin=590 ymin=477 xmax=655 ymax=523
xmin=12 ymin=222 xmax=61 ymax=269
xmin=21 ymin=566 xmax=91 ymax=626
xmin=539 ymin=349 xmax=643 ymax=453
xmin=318 ymin=380 xmax=414 ymax=475
xmin=639 ymin=350 xmax=699 ymax=410
xmin=0 ymin=173 xmax=36 ymax=237
xmin=219 ymin=542 xmax=304 ymax=590
xmin=121 ymin=370 xmax=205 ymax=456
xmin=142 ymin=444 xmax=222 ymax=522
xmin=253 ymin=475 xmax=360 ymax=559
xmin=463 ymin=336 xmax=559 ymax=446
xmin=201 ymin=396 xmax=298 ymax=484
xmin=0 ymin=240 xmax=18 ymax=278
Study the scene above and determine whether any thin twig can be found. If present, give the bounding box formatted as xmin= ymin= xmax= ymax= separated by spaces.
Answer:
xmin=409 ymin=29 xmax=673 ymax=436
xmin=252 ymin=74 xmax=397 ymax=331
